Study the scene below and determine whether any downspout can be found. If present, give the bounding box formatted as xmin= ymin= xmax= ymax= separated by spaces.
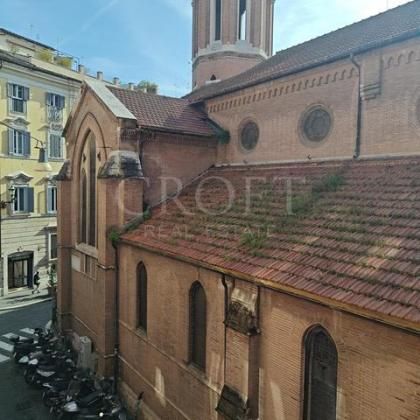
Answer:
xmin=112 ymin=240 xmax=120 ymax=395
xmin=350 ymin=54 xmax=362 ymax=159
xmin=221 ymin=274 xmax=229 ymax=383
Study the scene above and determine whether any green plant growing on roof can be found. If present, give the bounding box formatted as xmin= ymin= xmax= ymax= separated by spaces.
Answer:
xmin=240 ymin=225 xmax=269 ymax=251
xmin=107 ymin=208 xmax=152 ymax=247
xmin=55 ymin=55 xmax=73 ymax=69
xmin=36 ymin=48 xmax=54 ymax=63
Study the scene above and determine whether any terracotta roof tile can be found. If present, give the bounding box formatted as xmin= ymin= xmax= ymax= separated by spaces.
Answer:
xmin=124 ymin=157 xmax=420 ymax=327
xmin=186 ymin=1 xmax=420 ymax=102
xmin=107 ymin=86 xmax=216 ymax=137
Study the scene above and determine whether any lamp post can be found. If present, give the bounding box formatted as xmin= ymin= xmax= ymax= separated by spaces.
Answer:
xmin=0 ymin=185 xmax=16 ymax=209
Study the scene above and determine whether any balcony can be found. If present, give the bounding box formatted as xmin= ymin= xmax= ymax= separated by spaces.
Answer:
xmin=47 ymin=105 xmax=63 ymax=123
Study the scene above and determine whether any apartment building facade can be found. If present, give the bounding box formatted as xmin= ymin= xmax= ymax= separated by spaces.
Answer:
xmin=0 ymin=29 xmax=108 ymax=295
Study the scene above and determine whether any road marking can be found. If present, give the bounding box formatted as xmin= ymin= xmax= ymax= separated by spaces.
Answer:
xmin=20 ymin=328 xmax=35 ymax=335
xmin=2 ymin=333 xmax=26 ymax=341
xmin=0 ymin=353 xmax=9 ymax=363
xmin=0 ymin=340 xmax=13 ymax=353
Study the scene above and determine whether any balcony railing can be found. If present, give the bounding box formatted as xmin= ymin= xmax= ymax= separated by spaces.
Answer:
xmin=47 ymin=105 xmax=63 ymax=123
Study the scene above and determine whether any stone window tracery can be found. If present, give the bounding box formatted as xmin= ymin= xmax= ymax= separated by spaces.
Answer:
xmin=301 ymin=105 xmax=332 ymax=143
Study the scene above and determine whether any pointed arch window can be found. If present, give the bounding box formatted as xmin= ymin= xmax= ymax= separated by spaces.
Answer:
xmin=80 ymin=169 xmax=87 ymax=244
xmin=215 ymin=0 xmax=222 ymax=41
xmin=79 ymin=132 xmax=97 ymax=246
xmin=137 ymin=263 xmax=148 ymax=332
xmin=189 ymin=282 xmax=207 ymax=370
xmin=238 ymin=0 xmax=247 ymax=40
xmin=303 ymin=327 xmax=338 ymax=420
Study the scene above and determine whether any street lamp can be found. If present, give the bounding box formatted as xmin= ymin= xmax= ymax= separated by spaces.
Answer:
xmin=0 ymin=186 xmax=16 ymax=209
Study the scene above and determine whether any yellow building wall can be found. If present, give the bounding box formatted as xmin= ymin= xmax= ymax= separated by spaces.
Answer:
xmin=0 ymin=61 xmax=81 ymax=294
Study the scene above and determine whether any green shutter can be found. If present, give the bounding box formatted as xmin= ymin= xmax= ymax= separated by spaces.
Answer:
xmin=23 ymin=87 xmax=30 ymax=101
xmin=8 ymin=129 xmax=14 ymax=155
xmin=24 ymin=132 xmax=31 ymax=156
xmin=26 ymin=187 xmax=34 ymax=213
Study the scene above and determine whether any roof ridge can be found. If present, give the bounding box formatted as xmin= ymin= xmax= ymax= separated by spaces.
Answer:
xmin=108 ymin=85 xmax=188 ymax=103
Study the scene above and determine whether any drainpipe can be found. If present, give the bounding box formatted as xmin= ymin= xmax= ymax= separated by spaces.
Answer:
xmin=221 ymin=274 xmax=229 ymax=383
xmin=112 ymin=240 xmax=120 ymax=395
xmin=350 ymin=54 xmax=362 ymax=159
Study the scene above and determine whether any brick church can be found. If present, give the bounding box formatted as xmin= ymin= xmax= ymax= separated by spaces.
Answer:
xmin=57 ymin=1 xmax=420 ymax=419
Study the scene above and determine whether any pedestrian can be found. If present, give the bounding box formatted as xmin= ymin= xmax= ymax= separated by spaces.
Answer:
xmin=32 ymin=271 xmax=40 ymax=294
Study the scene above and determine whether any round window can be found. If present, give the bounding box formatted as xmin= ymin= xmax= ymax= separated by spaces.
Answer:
xmin=240 ymin=121 xmax=259 ymax=151
xmin=301 ymin=106 xmax=332 ymax=143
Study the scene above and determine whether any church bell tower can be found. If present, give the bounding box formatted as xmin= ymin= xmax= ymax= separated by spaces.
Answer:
xmin=192 ymin=0 xmax=275 ymax=89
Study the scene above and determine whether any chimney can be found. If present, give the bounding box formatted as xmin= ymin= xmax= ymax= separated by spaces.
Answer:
xmin=78 ymin=64 xmax=86 ymax=74
xmin=128 ymin=83 xmax=135 ymax=91
xmin=113 ymin=77 xmax=120 ymax=86
xmin=96 ymin=71 xmax=103 ymax=81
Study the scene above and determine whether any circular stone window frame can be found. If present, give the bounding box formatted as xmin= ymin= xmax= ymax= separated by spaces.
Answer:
xmin=238 ymin=118 xmax=260 ymax=154
xmin=298 ymin=103 xmax=334 ymax=148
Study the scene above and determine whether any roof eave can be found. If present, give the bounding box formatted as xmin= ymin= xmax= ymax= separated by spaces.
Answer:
xmin=120 ymin=237 xmax=420 ymax=335
xmin=139 ymin=125 xmax=217 ymax=139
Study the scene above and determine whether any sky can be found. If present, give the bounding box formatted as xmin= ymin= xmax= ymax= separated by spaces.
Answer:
xmin=0 ymin=0 xmax=412 ymax=97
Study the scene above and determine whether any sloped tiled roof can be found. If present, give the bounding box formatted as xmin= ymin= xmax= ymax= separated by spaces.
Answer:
xmin=123 ymin=157 xmax=420 ymax=329
xmin=108 ymin=86 xmax=216 ymax=137
xmin=186 ymin=0 xmax=420 ymax=102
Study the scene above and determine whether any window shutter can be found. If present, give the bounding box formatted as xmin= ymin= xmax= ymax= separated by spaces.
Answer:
xmin=7 ymin=83 xmax=13 ymax=97
xmin=47 ymin=187 xmax=52 ymax=212
xmin=24 ymin=132 xmax=31 ymax=156
xmin=8 ymin=129 xmax=14 ymax=155
xmin=57 ymin=137 xmax=62 ymax=158
xmin=59 ymin=95 xmax=65 ymax=110
xmin=23 ymin=87 xmax=30 ymax=101
xmin=26 ymin=188 xmax=35 ymax=213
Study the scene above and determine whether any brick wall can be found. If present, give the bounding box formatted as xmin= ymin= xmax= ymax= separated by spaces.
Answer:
xmin=118 ymin=245 xmax=225 ymax=419
xmin=259 ymin=288 xmax=420 ymax=420
xmin=117 ymin=244 xmax=420 ymax=420
xmin=207 ymin=60 xmax=359 ymax=165
xmin=205 ymin=37 xmax=420 ymax=165
xmin=142 ymin=133 xmax=217 ymax=207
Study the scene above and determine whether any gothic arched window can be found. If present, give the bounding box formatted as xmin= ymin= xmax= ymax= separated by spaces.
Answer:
xmin=137 ymin=263 xmax=148 ymax=332
xmin=215 ymin=0 xmax=222 ymax=41
xmin=80 ymin=169 xmax=87 ymax=243
xmin=189 ymin=282 xmax=207 ymax=370
xmin=238 ymin=0 xmax=247 ymax=40
xmin=79 ymin=132 xmax=97 ymax=246
xmin=303 ymin=326 xmax=338 ymax=420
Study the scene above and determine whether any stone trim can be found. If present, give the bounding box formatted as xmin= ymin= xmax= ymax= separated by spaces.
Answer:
xmin=216 ymin=385 xmax=249 ymax=420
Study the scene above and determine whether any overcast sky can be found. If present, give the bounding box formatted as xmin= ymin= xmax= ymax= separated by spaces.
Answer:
xmin=0 ymin=0 xmax=412 ymax=96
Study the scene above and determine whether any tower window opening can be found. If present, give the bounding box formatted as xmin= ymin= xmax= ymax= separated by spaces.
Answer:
xmin=215 ymin=0 xmax=222 ymax=41
xmin=238 ymin=0 xmax=247 ymax=40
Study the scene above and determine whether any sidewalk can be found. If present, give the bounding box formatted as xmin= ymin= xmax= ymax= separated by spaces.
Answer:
xmin=0 ymin=286 xmax=52 ymax=311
